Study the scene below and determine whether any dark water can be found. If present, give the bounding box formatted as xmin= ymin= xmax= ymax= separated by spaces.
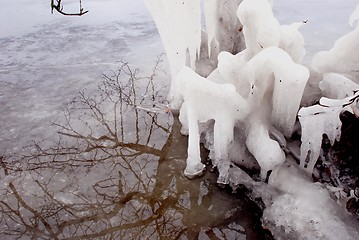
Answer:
xmin=0 ymin=62 xmax=272 ymax=239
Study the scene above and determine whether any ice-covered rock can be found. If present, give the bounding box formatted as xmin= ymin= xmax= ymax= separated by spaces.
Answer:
xmin=264 ymin=162 xmax=359 ymax=240
xmin=299 ymin=73 xmax=359 ymax=174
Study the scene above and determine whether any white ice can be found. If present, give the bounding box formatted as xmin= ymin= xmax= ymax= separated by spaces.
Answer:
xmin=238 ymin=47 xmax=309 ymax=137
xmin=177 ymin=67 xmax=249 ymax=183
xmin=144 ymin=0 xmax=202 ymax=108
xmin=298 ymin=104 xmax=342 ymax=174
xmin=265 ymin=162 xmax=359 ymax=240
xmin=311 ymin=4 xmax=359 ymax=82
xmin=237 ymin=0 xmax=280 ymax=60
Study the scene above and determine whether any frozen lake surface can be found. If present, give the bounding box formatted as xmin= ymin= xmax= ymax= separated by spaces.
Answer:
xmin=0 ymin=0 xmax=163 ymax=154
xmin=0 ymin=0 xmax=358 ymax=239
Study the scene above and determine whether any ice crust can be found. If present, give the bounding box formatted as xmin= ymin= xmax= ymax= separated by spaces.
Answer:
xmin=264 ymin=162 xmax=359 ymax=240
xmin=298 ymin=104 xmax=342 ymax=173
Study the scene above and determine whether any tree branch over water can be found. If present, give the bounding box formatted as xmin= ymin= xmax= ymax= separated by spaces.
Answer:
xmin=51 ymin=0 xmax=89 ymax=16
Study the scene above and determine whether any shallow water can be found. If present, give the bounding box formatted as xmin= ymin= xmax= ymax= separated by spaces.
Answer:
xmin=0 ymin=65 xmax=271 ymax=239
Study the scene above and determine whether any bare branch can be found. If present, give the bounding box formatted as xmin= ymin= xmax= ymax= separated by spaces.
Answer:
xmin=51 ymin=0 xmax=89 ymax=16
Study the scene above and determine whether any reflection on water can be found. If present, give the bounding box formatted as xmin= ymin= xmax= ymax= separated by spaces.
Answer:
xmin=0 ymin=59 xmax=271 ymax=240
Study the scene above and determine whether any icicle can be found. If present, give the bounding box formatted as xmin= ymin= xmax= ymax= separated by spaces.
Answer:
xmin=177 ymin=67 xmax=250 ymax=181
xmin=204 ymin=0 xmax=244 ymax=58
xmin=239 ymin=47 xmax=310 ymax=137
xmin=203 ymin=0 xmax=218 ymax=59
xmin=246 ymin=120 xmax=285 ymax=180
xmin=144 ymin=0 xmax=202 ymax=107
xmin=298 ymin=103 xmax=342 ymax=174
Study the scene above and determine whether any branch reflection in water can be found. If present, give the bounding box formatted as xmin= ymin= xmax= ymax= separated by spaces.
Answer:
xmin=0 ymin=57 xmax=271 ymax=240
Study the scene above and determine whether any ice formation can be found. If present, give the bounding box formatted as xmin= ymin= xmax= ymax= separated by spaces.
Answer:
xmin=299 ymin=74 xmax=359 ymax=173
xmin=264 ymin=162 xmax=359 ymax=240
xmin=246 ymin=121 xmax=285 ymax=179
xmin=203 ymin=0 xmax=243 ymax=57
xmin=312 ymin=4 xmax=359 ymax=82
xmin=238 ymin=47 xmax=309 ymax=137
xmin=237 ymin=0 xmax=280 ymax=60
xmin=144 ymin=0 xmax=202 ymax=107
xmin=298 ymin=103 xmax=343 ymax=173
xmin=300 ymin=3 xmax=359 ymax=173
xmin=144 ymin=1 xmax=359 ymax=239
xmin=177 ymin=67 xmax=250 ymax=183
xmin=146 ymin=0 xmax=310 ymax=179
xmin=279 ymin=22 xmax=306 ymax=63
xmin=319 ymin=73 xmax=359 ymax=99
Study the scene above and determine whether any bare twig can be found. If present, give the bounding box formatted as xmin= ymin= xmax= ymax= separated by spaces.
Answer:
xmin=51 ymin=0 xmax=89 ymax=16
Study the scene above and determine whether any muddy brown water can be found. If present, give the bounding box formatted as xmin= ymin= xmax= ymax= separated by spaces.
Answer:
xmin=0 ymin=64 xmax=272 ymax=240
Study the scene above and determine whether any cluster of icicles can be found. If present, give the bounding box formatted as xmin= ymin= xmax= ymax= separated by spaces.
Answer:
xmin=145 ymin=0 xmax=359 ymax=184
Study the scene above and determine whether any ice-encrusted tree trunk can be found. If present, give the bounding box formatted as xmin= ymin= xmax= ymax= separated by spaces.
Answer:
xmin=144 ymin=0 xmax=245 ymax=109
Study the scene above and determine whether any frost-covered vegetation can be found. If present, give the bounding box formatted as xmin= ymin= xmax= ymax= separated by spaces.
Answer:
xmin=145 ymin=0 xmax=359 ymax=238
